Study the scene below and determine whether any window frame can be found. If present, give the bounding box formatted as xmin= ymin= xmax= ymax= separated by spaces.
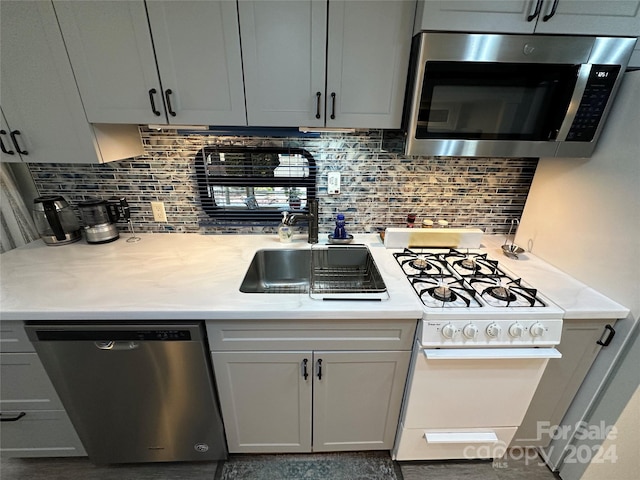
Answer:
xmin=195 ymin=146 xmax=317 ymax=224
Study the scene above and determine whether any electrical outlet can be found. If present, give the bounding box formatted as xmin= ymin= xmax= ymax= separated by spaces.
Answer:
xmin=150 ymin=201 xmax=167 ymax=222
xmin=328 ymin=171 xmax=341 ymax=195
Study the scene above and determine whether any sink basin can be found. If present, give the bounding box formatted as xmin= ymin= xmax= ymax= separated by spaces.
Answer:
xmin=240 ymin=249 xmax=311 ymax=293
xmin=240 ymin=246 xmax=388 ymax=300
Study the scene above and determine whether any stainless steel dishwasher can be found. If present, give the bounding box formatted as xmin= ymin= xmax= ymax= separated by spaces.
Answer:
xmin=25 ymin=322 xmax=227 ymax=464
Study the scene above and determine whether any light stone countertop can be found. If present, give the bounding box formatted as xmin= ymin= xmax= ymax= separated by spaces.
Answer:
xmin=0 ymin=233 xmax=628 ymax=322
xmin=481 ymin=236 xmax=629 ymax=320
xmin=0 ymin=233 xmax=423 ymax=322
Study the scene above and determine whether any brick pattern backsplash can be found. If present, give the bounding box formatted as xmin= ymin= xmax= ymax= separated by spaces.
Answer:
xmin=28 ymin=128 xmax=537 ymax=236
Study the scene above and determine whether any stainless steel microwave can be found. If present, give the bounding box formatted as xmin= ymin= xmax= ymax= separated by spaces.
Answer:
xmin=400 ymin=33 xmax=636 ymax=158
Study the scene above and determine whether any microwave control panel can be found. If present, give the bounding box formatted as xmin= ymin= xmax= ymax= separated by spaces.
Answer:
xmin=567 ymin=65 xmax=620 ymax=142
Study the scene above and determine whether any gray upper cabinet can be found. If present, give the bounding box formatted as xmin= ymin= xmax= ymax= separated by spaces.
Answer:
xmin=415 ymin=0 xmax=640 ymax=37
xmin=54 ymin=0 xmax=246 ymax=126
xmin=239 ymin=0 xmax=328 ymax=127
xmin=240 ymin=0 xmax=416 ymax=128
xmin=326 ymin=1 xmax=416 ymax=128
xmin=0 ymin=1 xmax=142 ymax=164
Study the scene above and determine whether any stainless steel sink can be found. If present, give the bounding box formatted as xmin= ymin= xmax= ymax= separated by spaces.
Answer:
xmin=240 ymin=246 xmax=388 ymax=300
xmin=240 ymin=249 xmax=311 ymax=293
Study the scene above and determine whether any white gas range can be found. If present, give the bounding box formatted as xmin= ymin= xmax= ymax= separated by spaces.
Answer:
xmin=390 ymin=247 xmax=564 ymax=461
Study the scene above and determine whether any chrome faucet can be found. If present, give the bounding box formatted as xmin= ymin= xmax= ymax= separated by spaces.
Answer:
xmin=284 ymin=199 xmax=319 ymax=244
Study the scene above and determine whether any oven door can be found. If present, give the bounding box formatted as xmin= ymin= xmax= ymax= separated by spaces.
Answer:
xmin=395 ymin=346 xmax=561 ymax=460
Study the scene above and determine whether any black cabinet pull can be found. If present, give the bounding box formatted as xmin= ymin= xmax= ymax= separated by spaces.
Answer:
xmin=0 ymin=412 xmax=26 ymax=422
xmin=330 ymin=92 xmax=336 ymax=120
xmin=597 ymin=324 xmax=616 ymax=347
xmin=527 ymin=0 xmax=543 ymax=21
xmin=542 ymin=0 xmax=559 ymax=21
xmin=148 ymin=88 xmax=161 ymax=116
xmin=315 ymin=91 xmax=322 ymax=119
xmin=0 ymin=130 xmax=15 ymax=155
xmin=316 ymin=358 xmax=323 ymax=380
xmin=302 ymin=358 xmax=309 ymax=380
xmin=10 ymin=130 xmax=27 ymax=155
xmin=165 ymin=89 xmax=176 ymax=117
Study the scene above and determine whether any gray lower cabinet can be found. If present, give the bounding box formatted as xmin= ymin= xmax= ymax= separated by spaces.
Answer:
xmin=208 ymin=319 xmax=416 ymax=453
xmin=0 ymin=322 xmax=85 ymax=458
xmin=512 ymin=319 xmax=614 ymax=447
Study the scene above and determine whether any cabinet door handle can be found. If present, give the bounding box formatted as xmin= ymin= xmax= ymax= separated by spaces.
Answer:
xmin=0 ymin=412 xmax=26 ymax=422
xmin=316 ymin=358 xmax=323 ymax=380
xmin=10 ymin=130 xmax=27 ymax=155
xmin=0 ymin=130 xmax=15 ymax=155
xmin=302 ymin=358 xmax=309 ymax=380
xmin=527 ymin=0 xmax=543 ymax=21
xmin=315 ymin=91 xmax=322 ymax=119
xmin=596 ymin=324 xmax=616 ymax=347
xmin=148 ymin=88 xmax=161 ymax=116
xmin=330 ymin=92 xmax=336 ymax=120
xmin=165 ymin=89 xmax=177 ymax=117
xmin=542 ymin=0 xmax=559 ymax=21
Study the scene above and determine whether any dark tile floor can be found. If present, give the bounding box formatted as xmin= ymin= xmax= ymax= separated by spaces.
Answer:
xmin=0 ymin=450 xmax=559 ymax=480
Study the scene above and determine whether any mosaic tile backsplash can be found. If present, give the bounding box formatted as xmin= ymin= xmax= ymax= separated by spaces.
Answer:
xmin=28 ymin=128 xmax=537 ymax=236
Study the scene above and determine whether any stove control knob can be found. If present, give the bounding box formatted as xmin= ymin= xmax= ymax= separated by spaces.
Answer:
xmin=530 ymin=323 xmax=546 ymax=337
xmin=509 ymin=322 xmax=524 ymax=338
xmin=486 ymin=323 xmax=502 ymax=338
xmin=441 ymin=323 xmax=458 ymax=339
xmin=462 ymin=323 xmax=479 ymax=339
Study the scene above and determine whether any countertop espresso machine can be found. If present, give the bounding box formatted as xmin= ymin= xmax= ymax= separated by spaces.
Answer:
xmin=78 ymin=197 xmax=129 ymax=244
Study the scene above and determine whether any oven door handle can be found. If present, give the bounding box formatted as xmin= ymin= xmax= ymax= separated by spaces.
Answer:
xmin=423 ymin=348 xmax=561 ymax=360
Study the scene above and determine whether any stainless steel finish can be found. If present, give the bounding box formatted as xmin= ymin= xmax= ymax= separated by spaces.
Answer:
xmin=25 ymin=322 xmax=227 ymax=465
xmin=240 ymin=249 xmax=311 ymax=293
xmin=403 ymin=33 xmax=636 ymax=158
xmin=32 ymin=196 xmax=82 ymax=245
xmin=83 ymin=223 xmax=119 ymax=244
xmin=284 ymin=198 xmax=319 ymax=243
xmin=309 ymin=245 xmax=389 ymax=300
xmin=239 ymin=245 xmax=388 ymax=300
xmin=502 ymin=219 xmax=525 ymax=259
xmin=556 ymin=64 xmax=592 ymax=141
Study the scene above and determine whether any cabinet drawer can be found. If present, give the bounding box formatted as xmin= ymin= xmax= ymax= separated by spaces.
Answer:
xmin=0 ymin=322 xmax=34 ymax=353
xmin=0 ymin=410 xmax=86 ymax=458
xmin=394 ymin=426 xmax=517 ymax=461
xmin=206 ymin=319 xmax=417 ymax=351
xmin=0 ymin=353 xmax=63 ymax=411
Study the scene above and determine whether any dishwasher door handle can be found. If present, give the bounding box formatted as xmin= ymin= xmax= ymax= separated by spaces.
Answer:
xmin=94 ymin=341 xmax=140 ymax=351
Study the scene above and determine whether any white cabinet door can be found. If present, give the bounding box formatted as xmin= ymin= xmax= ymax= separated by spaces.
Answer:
xmin=0 ymin=1 xmax=108 ymax=164
xmin=533 ymin=0 xmax=640 ymax=35
xmin=326 ymin=1 xmax=415 ymax=128
xmin=144 ymin=1 xmax=246 ymax=125
xmin=415 ymin=0 xmax=640 ymax=36
xmin=312 ymin=350 xmax=410 ymax=451
xmin=239 ymin=0 xmax=327 ymax=126
xmin=414 ymin=0 xmax=537 ymax=34
xmin=211 ymin=351 xmax=312 ymax=453
xmin=53 ymin=0 xmax=164 ymax=124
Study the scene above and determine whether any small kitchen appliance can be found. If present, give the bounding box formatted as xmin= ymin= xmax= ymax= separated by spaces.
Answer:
xmin=390 ymin=247 xmax=563 ymax=461
xmin=32 ymin=195 xmax=82 ymax=246
xmin=396 ymin=33 xmax=636 ymax=158
xmin=78 ymin=197 xmax=128 ymax=244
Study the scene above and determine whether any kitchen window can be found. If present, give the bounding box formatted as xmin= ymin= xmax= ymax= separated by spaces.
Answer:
xmin=195 ymin=146 xmax=317 ymax=224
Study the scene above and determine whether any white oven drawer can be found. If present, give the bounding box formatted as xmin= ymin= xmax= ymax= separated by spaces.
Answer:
xmin=403 ymin=347 xmax=559 ymax=429
xmin=394 ymin=425 xmax=517 ymax=461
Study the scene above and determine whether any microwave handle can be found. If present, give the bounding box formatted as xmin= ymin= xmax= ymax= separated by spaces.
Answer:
xmin=527 ymin=0 xmax=543 ymax=21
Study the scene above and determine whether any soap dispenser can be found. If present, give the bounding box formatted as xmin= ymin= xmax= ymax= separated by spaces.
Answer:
xmin=278 ymin=212 xmax=293 ymax=243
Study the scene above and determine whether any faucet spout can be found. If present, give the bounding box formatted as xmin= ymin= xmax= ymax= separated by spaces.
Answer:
xmin=284 ymin=199 xmax=319 ymax=244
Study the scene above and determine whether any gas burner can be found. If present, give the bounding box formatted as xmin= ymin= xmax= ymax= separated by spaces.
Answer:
xmin=432 ymin=283 xmax=455 ymax=302
xmin=486 ymin=285 xmax=517 ymax=302
xmin=411 ymin=276 xmax=481 ymax=308
xmin=410 ymin=255 xmax=431 ymax=270
xmin=460 ymin=257 xmax=478 ymax=271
